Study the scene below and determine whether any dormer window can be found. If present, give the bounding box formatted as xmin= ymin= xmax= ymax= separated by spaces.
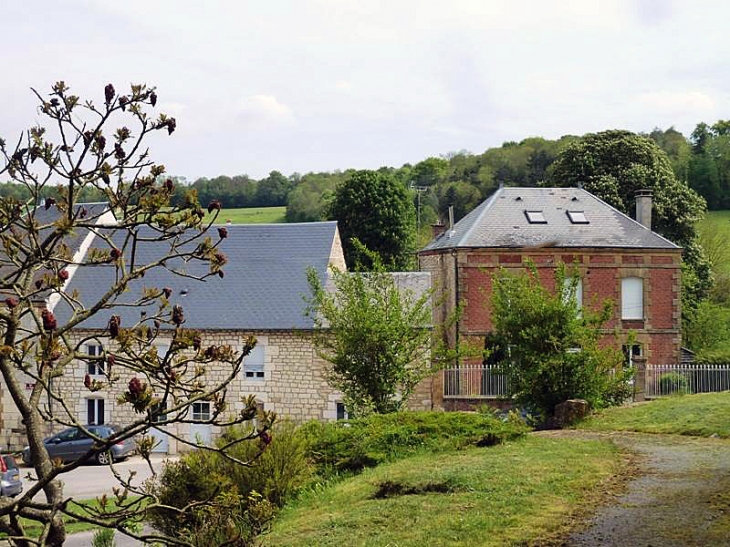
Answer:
xmin=524 ymin=210 xmax=547 ymax=224
xmin=567 ymin=211 xmax=589 ymax=224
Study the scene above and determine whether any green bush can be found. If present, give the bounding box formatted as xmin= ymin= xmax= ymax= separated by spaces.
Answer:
xmin=91 ymin=528 xmax=115 ymax=547
xmin=300 ymin=411 xmax=529 ymax=476
xmin=658 ymin=372 xmax=689 ymax=395
xmin=147 ymin=421 xmax=311 ymax=539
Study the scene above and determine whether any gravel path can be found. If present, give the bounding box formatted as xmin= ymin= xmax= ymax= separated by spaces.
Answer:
xmin=538 ymin=430 xmax=730 ymax=547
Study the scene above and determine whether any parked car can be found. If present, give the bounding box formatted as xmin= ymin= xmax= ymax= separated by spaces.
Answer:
xmin=1 ymin=454 xmax=22 ymax=497
xmin=22 ymin=424 xmax=136 ymax=466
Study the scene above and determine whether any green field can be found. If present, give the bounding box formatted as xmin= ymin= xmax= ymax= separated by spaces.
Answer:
xmin=207 ymin=206 xmax=286 ymax=224
xmin=576 ymin=391 xmax=730 ymax=438
xmin=265 ymin=436 xmax=622 ymax=547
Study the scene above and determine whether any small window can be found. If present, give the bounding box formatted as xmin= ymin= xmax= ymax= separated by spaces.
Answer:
xmin=336 ymin=402 xmax=348 ymax=421
xmin=524 ymin=210 xmax=547 ymax=224
xmin=192 ymin=401 xmax=211 ymax=421
xmin=87 ymin=398 xmax=105 ymax=425
xmin=244 ymin=345 xmax=265 ymax=380
xmin=563 ymin=277 xmax=583 ymax=309
xmin=87 ymin=344 xmax=105 ymax=376
xmin=622 ymin=344 xmax=642 ymax=368
xmin=151 ymin=401 xmax=168 ymax=423
xmin=621 ymin=277 xmax=644 ymax=320
xmin=567 ymin=211 xmax=589 ymax=224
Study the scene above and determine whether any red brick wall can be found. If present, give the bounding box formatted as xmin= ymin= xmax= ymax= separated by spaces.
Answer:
xmin=422 ymin=247 xmax=683 ymax=367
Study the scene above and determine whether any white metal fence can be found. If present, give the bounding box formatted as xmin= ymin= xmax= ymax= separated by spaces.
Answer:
xmin=645 ymin=363 xmax=730 ymax=398
xmin=442 ymin=363 xmax=730 ymax=400
xmin=443 ymin=364 xmax=509 ymax=399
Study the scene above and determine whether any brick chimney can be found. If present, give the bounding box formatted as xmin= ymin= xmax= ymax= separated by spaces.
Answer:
xmin=635 ymin=189 xmax=652 ymax=230
xmin=431 ymin=221 xmax=447 ymax=239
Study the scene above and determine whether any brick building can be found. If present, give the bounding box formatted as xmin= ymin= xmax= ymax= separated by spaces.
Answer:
xmin=418 ymin=186 xmax=682 ymax=409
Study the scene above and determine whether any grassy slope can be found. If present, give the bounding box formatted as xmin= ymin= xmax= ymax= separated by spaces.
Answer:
xmin=576 ymin=391 xmax=730 ymax=437
xmin=265 ymin=436 xmax=623 ymax=547
xmin=207 ymin=206 xmax=286 ymax=224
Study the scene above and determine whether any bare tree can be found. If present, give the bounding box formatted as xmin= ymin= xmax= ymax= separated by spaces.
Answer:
xmin=0 ymin=82 xmax=273 ymax=546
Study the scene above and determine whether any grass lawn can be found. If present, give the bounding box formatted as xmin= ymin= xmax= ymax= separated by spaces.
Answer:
xmin=264 ymin=435 xmax=624 ymax=547
xmin=576 ymin=391 xmax=730 ymax=438
xmin=207 ymin=206 xmax=286 ymax=224
xmin=0 ymin=496 xmax=141 ymax=539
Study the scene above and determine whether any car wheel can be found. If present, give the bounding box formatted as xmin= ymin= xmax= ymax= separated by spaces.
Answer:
xmin=96 ymin=451 xmax=113 ymax=465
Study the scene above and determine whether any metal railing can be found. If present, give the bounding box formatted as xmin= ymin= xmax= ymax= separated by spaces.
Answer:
xmin=645 ymin=363 xmax=730 ymax=398
xmin=443 ymin=364 xmax=509 ymax=399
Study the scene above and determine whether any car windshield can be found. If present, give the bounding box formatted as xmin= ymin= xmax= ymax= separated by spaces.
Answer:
xmin=1 ymin=455 xmax=17 ymax=471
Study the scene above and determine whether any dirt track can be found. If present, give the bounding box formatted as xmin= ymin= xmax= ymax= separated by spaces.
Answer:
xmin=537 ymin=430 xmax=730 ymax=547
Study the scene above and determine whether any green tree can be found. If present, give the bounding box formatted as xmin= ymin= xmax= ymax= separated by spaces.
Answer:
xmin=491 ymin=265 xmax=633 ymax=419
xmin=328 ymin=170 xmax=416 ymax=270
xmin=550 ymin=129 xmax=712 ymax=319
xmin=411 ymin=157 xmax=448 ymax=187
xmin=0 ymin=82 xmax=271 ymax=546
xmin=304 ymin=260 xmax=434 ymax=415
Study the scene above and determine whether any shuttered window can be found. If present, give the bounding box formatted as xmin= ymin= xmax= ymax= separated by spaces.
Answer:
xmin=621 ymin=277 xmax=644 ymax=320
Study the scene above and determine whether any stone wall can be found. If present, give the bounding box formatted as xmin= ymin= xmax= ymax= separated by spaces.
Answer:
xmin=2 ymin=328 xmax=434 ymax=452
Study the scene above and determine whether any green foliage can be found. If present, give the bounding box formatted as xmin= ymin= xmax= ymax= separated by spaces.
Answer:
xmin=327 ymin=169 xmax=416 ymax=270
xmin=658 ymin=372 xmax=689 ymax=395
xmin=91 ymin=527 xmax=115 ymax=547
xmin=299 ymin=411 xmax=529 ymax=476
xmin=305 ymin=259 xmax=435 ymax=415
xmin=683 ymin=299 xmax=730 ymax=355
xmin=216 ymin=421 xmax=313 ymax=507
xmin=491 ymin=264 xmax=633 ymax=418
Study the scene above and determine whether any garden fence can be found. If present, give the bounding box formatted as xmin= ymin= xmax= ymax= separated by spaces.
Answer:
xmin=645 ymin=363 xmax=730 ymax=398
xmin=442 ymin=364 xmax=509 ymax=399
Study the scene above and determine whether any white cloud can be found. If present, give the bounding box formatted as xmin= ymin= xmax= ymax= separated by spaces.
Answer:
xmin=335 ymin=80 xmax=352 ymax=91
xmin=236 ymin=95 xmax=295 ymax=129
xmin=636 ymin=90 xmax=715 ymax=114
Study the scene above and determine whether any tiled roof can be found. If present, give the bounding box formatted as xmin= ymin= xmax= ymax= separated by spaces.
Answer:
xmin=54 ymin=221 xmax=341 ymax=331
xmin=421 ymin=187 xmax=680 ymax=252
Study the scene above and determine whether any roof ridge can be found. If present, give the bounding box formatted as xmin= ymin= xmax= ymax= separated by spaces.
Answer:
xmin=457 ymin=185 xmax=504 ymax=246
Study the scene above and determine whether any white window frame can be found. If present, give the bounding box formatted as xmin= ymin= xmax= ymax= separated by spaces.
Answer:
xmin=563 ymin=277 xmax=583 ymax=310
xmin=243 ymin=344 xmax=265 ymax=381
xmin=191 ymin=401 xmax=211 ymax=421
xmin=336 ymin=402 xmax=349 ymax=421
xmin=86 ymin=398 xmax=105 ymax=425
xmin=86 ymin=344 xmax=105 ymax=376
xmin=621 ymin=277 xmax=644 ymax=320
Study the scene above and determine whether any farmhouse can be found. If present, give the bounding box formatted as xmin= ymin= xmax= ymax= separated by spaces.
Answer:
xmin=419 ymin=186 xmax=682 ymax=409
xmin=0 ymin=208 xmax=432 ymax=453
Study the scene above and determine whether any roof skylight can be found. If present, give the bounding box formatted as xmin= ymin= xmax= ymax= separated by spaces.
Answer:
xmin=567 ymin=211 xmax=589 ymax=224
xmin=524 ymin=210 xmax=547 ymax=224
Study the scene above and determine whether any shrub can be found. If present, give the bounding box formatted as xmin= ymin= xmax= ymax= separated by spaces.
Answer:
xmin=658 ymin=372 xmax=689 ymax=395
xmin=91 ymin=528 xmax=115 ymax=547
xmin=301 ymin=411 xmax=529 ymax=476
xmin=147 ymin=421 xmax=311 ymax=539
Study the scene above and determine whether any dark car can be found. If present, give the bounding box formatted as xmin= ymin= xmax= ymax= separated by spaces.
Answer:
xmin=22 ymin=424 xmax=136 ymax=466
xmin=1 ymin=454 xmax=22 ymax=497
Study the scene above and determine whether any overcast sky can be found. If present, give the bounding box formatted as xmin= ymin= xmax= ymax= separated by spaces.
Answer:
xmin=1 ymin=0 xmax=727 ymax=180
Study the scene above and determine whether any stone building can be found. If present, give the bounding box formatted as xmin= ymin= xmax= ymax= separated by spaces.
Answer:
xmin=418 ymin=186 xmax=682 ymax=409
xmin=0 ymin=213 xmax=432 ymax=453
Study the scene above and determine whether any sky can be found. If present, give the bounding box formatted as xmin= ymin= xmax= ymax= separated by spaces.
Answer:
xmin=0 ymin=0 xmax=728 ymax=180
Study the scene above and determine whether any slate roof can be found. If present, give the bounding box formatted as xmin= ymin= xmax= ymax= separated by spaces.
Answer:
xmin=420 ymin=187 xmax=680 ymax=252
xmin=54 ymin=221 xmax=341 ymax=331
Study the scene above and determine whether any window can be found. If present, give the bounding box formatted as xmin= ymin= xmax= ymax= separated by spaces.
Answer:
xmin=87 ymin=399 xmax=105 ymax=425
xmin=566 ymin=210 xmax=589 ymax=224
xmin=151 ymin=401 xmax=168 ymax=424
xmin=336 ymin=402 xmax=348 ymax=421
xmin=191 ymin=401 xmax=211 ymax=421
xmin=244 ymin=345 xmax=265 ymax=380
xmin=524 ymin=210 xmax=547 ymax=224
xmin=621 ymin=277 xmax=644 ymax=320
xmin=622 ymin=344 xmax=642 ymax=368
xmin=563 ymin=277 xmax=583 ymax=309
xmin=86 ymin=344 xmax=105 ymax=376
